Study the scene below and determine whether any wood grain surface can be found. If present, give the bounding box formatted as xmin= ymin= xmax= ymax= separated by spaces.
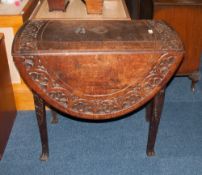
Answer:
xmin=12 ymin=20 xmax=184 ymax=119
xmin=154 ymin=0 xmax=202 ymax=75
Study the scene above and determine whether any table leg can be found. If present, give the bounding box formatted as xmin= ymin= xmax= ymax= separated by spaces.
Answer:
xmin=146 ymin=101 xmax=153 ymax=122
xmin=146 ymin=88 xmax=165 ymax=156
xmin=51 ymin=109 xmax=58 ymax=124
xmin=188 ymin=71 xmax=200 ymax=92
xmin=33 ymin=93 xmax=49 ymax=161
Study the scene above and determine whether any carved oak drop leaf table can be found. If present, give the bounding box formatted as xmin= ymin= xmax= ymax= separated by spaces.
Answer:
xmin=12 ymin=20 xmax=184 ymax=161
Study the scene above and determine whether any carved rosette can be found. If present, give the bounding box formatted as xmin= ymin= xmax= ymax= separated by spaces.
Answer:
xmin=18 ymin=53 xmax=176 ymax=118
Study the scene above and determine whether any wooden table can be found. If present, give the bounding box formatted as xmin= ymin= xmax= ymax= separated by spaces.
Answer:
xmin=12 ymin=20 xmax=184 ymax=160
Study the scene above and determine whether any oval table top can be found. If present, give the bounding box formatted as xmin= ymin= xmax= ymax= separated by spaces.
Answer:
xmin=12 ymin=20 xmax=184 ymax=120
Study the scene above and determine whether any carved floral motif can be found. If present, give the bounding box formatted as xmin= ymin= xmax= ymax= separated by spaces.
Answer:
xmin=19 ymin=53 xmax=176 ymax=116
xmin=18 ymin=21 xmax=47 ymax=51
xmin=13 ymin=20 xmax=182 ymax=117
xmin=15 ymin=20 xmax=183 ymax=53
xmin=146 ymin=20 xmax=184 ymax=51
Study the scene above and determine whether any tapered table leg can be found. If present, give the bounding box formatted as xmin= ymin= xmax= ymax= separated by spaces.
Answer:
xmin=188 ymin=71 xmax=200 ymax=92
xmin=146 ymin=88 xmax=165 ymax=156
xmin=146 ymin=100 xmax=154 ymax=122
xmin=33 ymin=93 xmax=49 ymax=161
xmin=51 ymin=109 xmax=58 ymax=124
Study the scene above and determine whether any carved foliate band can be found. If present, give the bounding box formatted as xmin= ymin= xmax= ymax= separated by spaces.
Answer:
xmin=15 ymin=20 xmax=183 ymax=53
xmin=18 ymin=53 xmax=175 ymax=116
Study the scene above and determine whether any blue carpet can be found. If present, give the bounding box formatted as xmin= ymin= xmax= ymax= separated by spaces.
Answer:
xmin=1 ymin=75 xmax=202 ymax=174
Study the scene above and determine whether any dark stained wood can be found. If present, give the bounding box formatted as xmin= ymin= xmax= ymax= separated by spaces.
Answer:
xmin=139 ymin=0 xmax=154 ymax=19
xmin=146 ymin=100 xmax=153 ymax=122
xmin=125 ymin=0 xmax=141 ymax=19
xmin=147 ymin=88 xmax=165 ymax=156
xmin=125 ymin=0 xmax=153 ymax=19
xmin=12 ymin=20 xmax=184 ymax=159
xmin=47 ymin=0 xmax=69 ymax=12
xmin=0 ymin=34 xmax=16 ymax=160
xmin=33 ymin=93 xmax=49 ymax=161
xmin=50 ymin=109 xmax=58 ymax=124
